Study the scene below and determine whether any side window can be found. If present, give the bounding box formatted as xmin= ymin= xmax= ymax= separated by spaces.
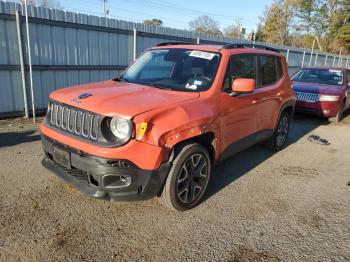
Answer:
xmin=223 ymin=55 xmax=257 ymax=93
xmin=258 ymin=55 xmax=277 ymax=87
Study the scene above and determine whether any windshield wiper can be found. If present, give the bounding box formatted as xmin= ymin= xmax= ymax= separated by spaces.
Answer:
xmin=113 ymin=74 xmax=129 ymax=82
xmin=144 ymin=83 xmax=172 ymax=90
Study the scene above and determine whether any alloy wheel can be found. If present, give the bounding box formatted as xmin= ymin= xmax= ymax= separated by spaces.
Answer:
xmin=176 ymin=153 xmax=209 ymax=204
xmin=276 ymin=115 xmax=289 ymax=147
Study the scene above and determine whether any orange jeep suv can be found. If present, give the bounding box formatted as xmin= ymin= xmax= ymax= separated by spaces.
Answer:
xmin=41 ymin=43 xmax=296 ymax=211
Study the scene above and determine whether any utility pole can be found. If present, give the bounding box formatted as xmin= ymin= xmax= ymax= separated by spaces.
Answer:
xmin=24 ymin=0 xmax=36 ymax=123
xmin=338 ymin=47 xmax=343 ymax=67
xmin=102 ymin=0 xmax=107 ymax=18
xmin=234 ymin=18 xmax=243 ymax=40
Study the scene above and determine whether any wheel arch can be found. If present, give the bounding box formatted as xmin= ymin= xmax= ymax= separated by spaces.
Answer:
xmin=157 ymin=132 xmax=216 ymax=198
xmin=274 ymin=99 xmax=295 ymax=130
xmin=170 ymin=132 xmax=216 ymax=164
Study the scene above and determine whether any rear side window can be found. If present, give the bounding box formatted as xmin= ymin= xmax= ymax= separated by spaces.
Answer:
xmin=223 ymin=55 xmax=257 ymax=92
xmin=259 ymin=55 xmax=277 ymax=86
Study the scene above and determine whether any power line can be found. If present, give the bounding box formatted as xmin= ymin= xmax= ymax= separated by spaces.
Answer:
xmin=64 ymin=0 xmax=258 ymax=30
xmin=74 ymin=0 xmax=189 ymax=25
xmin=118 ymin=0 xmax=257 ymax=28
xmin=124 ymin=0 xmax=257 ymax=25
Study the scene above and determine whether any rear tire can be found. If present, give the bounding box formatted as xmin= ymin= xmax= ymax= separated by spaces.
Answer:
xmin=160 ymin=143 xmax=211 ymax=211
xmin=329 ymin=101 xmax=345 ymax=123
xmin=264 ymin=111 xmax=290 ymax=152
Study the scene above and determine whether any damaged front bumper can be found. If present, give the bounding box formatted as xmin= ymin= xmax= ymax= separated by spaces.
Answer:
xmin=41 ymin=135 xmax=172 ymax=201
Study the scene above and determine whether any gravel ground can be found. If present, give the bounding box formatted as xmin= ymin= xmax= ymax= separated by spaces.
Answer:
xmin=0 ymin=113 xmax=349 ymax=262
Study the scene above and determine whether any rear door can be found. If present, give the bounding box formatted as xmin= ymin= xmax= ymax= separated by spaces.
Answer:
xmin=255 ymin=55 xmax=284 ymax=130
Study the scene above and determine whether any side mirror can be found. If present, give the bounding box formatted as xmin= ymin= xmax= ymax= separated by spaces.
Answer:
xmin=230 ymin=78 xmax=255 ymax=96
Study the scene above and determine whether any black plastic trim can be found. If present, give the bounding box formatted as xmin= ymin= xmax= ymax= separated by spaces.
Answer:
xmin=218 ymin=129 xmax=274 ymax=163
xmin=41 ymin=135 xmax=172 ymax=201
xmin=222 ymin=43 xmax=280 ymax=53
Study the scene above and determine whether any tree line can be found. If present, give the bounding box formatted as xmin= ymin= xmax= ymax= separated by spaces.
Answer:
xmin=151 ymin=0 xmax=349 ymax=54
xmin=14 ymin=0 xmax=349 ymax=54
xmin=256 ymin=0 xmax=350 ymax=54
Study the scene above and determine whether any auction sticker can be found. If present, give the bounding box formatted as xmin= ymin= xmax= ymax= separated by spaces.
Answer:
xmin=189 ymin=50 xmax=216 ymax=60
xmin=329 ymin=70 xmax=342 ymax=75
xmin=185 ymin=83 xmax=198 ymax=90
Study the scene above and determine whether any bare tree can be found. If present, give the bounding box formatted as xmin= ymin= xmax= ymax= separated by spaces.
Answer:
xmin=189 ymin=15 xmax=223 ymax=36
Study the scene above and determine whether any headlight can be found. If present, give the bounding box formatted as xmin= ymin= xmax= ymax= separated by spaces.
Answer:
xmin=110 ymin=117 xmax=133 ymax=142
xmin=319 ymin=95 xmax=339 ymax=102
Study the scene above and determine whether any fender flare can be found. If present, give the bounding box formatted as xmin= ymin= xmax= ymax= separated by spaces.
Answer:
xmin=274 ymin=99 xmax=296 ymax=130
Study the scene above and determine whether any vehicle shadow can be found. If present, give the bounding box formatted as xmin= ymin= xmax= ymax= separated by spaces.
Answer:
xmin=0 ymin=130 xmax=41 ymax=147
xmin=202 ymin=113 xmax=329 ymax=202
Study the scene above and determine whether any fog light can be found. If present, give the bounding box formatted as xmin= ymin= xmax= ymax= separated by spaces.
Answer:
xmin=322 ymin=109 xmax=330 ymax=114
xmin=102 ymin=174 xmax=132 ymax=189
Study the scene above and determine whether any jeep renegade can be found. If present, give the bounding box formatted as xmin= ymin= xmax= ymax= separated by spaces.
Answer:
xmin=41 ymin=43 xmax=296 ymax=211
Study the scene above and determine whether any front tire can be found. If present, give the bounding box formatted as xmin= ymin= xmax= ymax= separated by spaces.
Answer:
xmin=264 ymin=111 xmax=291 ymax=152
xmin=329 ymin=101 xmax=345 ymax=123
xmin=160 ymin=143 xmax=211 ymax=211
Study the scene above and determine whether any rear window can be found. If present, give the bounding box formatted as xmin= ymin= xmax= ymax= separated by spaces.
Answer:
xmin=291 ymin=68 xmax=344 ymax=86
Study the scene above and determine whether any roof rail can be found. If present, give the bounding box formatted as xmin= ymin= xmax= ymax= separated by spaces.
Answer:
xmin=222 ymin=43 xmax=280 ymax=53
xmin=156 ymin=41 xmax=196 ymax=47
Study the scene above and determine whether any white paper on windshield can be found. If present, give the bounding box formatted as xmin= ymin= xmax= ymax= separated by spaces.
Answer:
xmin=189 ymin=50 xmax=216 ymax=60
xmin=186 ymin=83 xmax=198 ymax=90
xmin=329 ymin=70 xmax=343 ymax=84
xmin=329 ymin=69 xmax=342 ymax=75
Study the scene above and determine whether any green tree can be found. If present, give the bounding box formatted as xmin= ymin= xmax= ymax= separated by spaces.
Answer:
xmin=260 ymin=0 xmax=298 ymax=45
xmin=143 ymin=19 xmax=163 ymax=26
xmin=296 ymin=0 xmax=314 ymax=34
xmin=336 ymin=0 xmax=350 ymax=51
xmin=255 ymin=23 xmax=264 ymax=41
xmin=189 ymin=15 xmax=223 ymax=36
xmin=326 ymin=0 xmax=350 ymax=53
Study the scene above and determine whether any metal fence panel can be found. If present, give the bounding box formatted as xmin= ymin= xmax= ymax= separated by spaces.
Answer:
xmin=0 ymin=0 xmax=349 ymax=116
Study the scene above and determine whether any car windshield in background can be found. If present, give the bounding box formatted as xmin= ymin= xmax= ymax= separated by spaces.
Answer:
xmin=291 ymin=69 xmax=344 ymax=86
xmin=120 ymin=48 xmax=221 ymax=92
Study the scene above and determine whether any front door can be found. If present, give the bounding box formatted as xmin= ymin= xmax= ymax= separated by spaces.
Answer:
xmin=220 ymin=54 xmax=261 ymax=158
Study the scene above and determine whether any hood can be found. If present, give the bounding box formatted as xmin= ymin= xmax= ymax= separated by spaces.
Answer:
xmin=50 ymin=80 xmax=200 ymax=118
xmin=292 ymin=81 xmax=344 ymax=95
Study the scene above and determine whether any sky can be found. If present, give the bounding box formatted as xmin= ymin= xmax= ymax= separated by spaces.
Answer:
xmin=58 ymin=0 xmax=273 ymax=33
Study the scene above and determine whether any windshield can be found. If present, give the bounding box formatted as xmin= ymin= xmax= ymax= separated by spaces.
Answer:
xmin=291 ymin=68 xmax=344 ymax=86
xmin=120 ymin=48 xmax=221 ymax=92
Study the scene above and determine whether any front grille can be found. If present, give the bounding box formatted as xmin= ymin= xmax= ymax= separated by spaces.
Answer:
xmin=294 ymin=91 xmax=320 ymax=102
xmin=65 ymin=166 xmax=90 ymax=183
xmin=48 ymin=101 xmax=100 ymax=141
